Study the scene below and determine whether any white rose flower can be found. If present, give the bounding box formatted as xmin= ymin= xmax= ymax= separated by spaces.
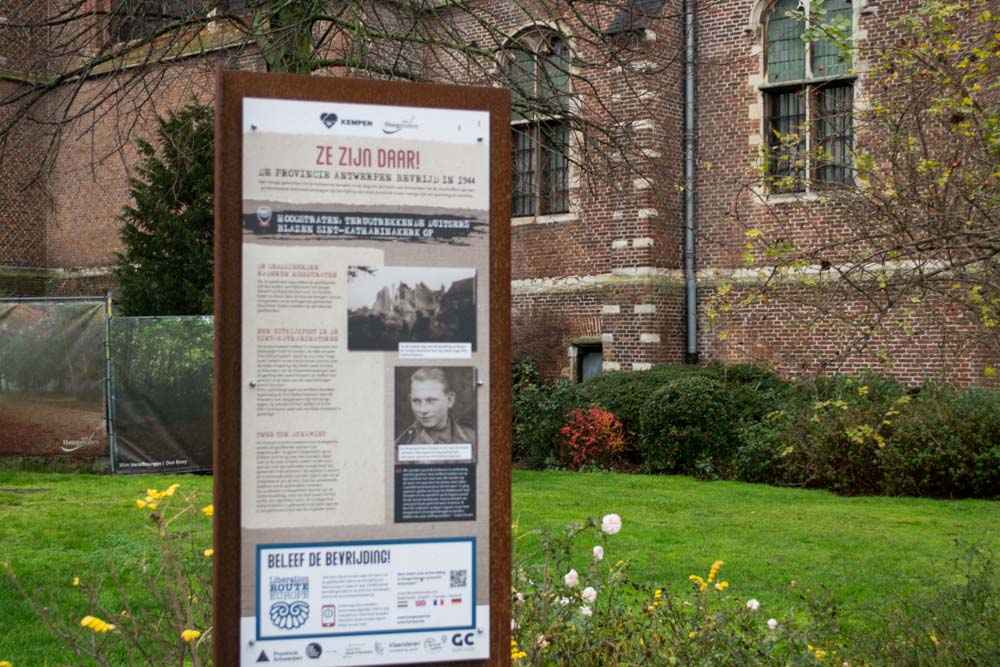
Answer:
xmin=579 ymin=605 xmax=593 ymax=617
xmin=746 ymin=598 xmax=760 ymax=612
xmin=581 ymin=586 xmax=597 ymax=603
xmin=564 ymin=569 xmax=579 ymax=588
xmin=601 ymin=513 xmax=622 ymax=535
xmin=593 ymin=545 xmax=604 ymax=561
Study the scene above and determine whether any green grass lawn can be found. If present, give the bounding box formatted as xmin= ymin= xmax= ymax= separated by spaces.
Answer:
xmin=510 ymin=471 xmax=999 ymax=623
xmin=0 ymin=469 xmax=997 ymax=664
xmin=0 ymin=471 xmax=214 ymax=666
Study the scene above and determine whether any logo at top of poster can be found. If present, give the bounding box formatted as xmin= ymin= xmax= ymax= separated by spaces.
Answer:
xmin=61 ymin=432 xmax=97 ymax=453
xmin=383 ymin=116 xmax=418 ymax=135
xmin=256 ymin=206 xmax=272 ymax=228
xmin=269 ymin=600 xmax=310 ymax=630
xmin=320 ymin=112 xmax=338 ymax=128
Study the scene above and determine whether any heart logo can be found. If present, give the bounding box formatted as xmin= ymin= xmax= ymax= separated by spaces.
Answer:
xmin=320 ymin=112 xmax=338 ymax=128
xmin=256 ymin=206 xmax=272 ymax=227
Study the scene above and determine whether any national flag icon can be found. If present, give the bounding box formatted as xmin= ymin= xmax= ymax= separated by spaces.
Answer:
xmin=397 ymin=600 xmax=408 ymax=608
xmin=416 ymin=599 xmax=427 ymax=607
xmin=451 ymin=598 xmax=462 ymax=605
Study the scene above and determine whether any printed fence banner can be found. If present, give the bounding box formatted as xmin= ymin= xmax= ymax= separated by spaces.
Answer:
xmin=110 ymin=316 xmax=213 ymax=474
xmin=0 ymin=300 xmax=108 ymax=457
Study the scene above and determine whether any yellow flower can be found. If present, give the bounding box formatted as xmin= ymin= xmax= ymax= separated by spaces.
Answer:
xmin=80 ymin=615 xmax=116 ymax=633
xmin=929 ymin=634 xmax=939 ymax=646
xmin=714 ymin=581 xmax=729 ymax=591
xmin=689 ymin=574 xmax=708 ymax=591
xmin=147 ymin=503 xmax=158 ymax=511
xmin=135 ymin=499 xmax=146 ymax=509
xmin=163 ymin=483 xmax=181 ymax=497
xmin=707 ymin=560 xmax=724 ymax=583
xmin=815 ymin=648 xmax=828 ymax=660
xmin=204 ymin=548 xmax=214 ymax=558
xmin=181 ymin=629 xmax=202 ymax=643
xmin=688 ymin=631 xmax=697 ymax=638
xmin=72 ymin=576 xmax=80 ymax=586
xmin=201 ymin=504 xmax=214 ymax=518
xmin=0 ymin=660 xmax=12 ymax=667
xmin=654 ymin=589 xmax=662 ymax=599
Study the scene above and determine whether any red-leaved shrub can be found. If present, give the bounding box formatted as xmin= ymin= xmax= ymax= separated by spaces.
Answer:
xmin=558 ymin=407 xmax=626 ymax=470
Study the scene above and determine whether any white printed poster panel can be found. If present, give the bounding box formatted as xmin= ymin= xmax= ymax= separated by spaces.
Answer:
xmin=256 ymin=539 xmax=475 ymax=639
xmin=240 ymin=608 xmax=490 ymax=665
xmin=242 ymin=243 xmax=386 ymax=529
xmin=241 ymin=96 xmax=491 ymax=666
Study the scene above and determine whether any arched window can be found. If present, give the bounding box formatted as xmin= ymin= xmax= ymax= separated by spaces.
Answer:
xmin=762 ymin=0 xmax=854 ymax=192
xmin=506 ymin=29 xmax=571 ymax=217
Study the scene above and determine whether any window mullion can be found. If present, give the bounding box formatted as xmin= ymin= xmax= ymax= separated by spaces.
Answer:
xmin=532 ymin=122 xmax=542 ymax=215
xmin=806 ymin=85 xmax=815 ymax=189
xmin=803 ymin=0 xmax=813 ymax=80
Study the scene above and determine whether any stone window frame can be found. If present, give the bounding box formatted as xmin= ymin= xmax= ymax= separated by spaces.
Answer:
xmin=108 ymin=0 xmax=192 ymax=43
xmin=755 ymin=0 xmax=858 ymax=196
xmin=504 ymin=26 xmax=577 ymax=223
xmin=106 ymin=0 xmax=240 ymax=45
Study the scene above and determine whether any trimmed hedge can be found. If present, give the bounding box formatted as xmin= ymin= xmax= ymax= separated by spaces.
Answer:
xmin=880 ymin=386 xmax=1000 ymax=498
xmin=511 ymin=358 xmax=1000 ymax=499
xmin=638 ymin=376 xmax=733 ymax=475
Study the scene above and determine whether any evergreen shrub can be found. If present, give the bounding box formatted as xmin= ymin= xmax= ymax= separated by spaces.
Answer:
xmin=114 ymin=103 xmax=214 ymax=316
xmin=880 ymin=386 xmax=1000 ymax=498
xmin=512 ymin=357 xmax=584 ymax=468
xmin=511 ymin=358 xmax=1000 ymax=499
xmin=638 ymin=376 xmax=733 ymax=475
xmin=768 ymin=375 xmax=907 ymax=495
xmin=578 ymin=365 xmax=717 ymax=446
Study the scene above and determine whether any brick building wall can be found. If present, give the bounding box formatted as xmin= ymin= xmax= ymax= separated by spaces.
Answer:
xmin=691 ymin=0 xmax=997 ymax=386
xmin=0 ymin=1 xmax=259 ymax=295
xmin=0 ymin=1 xmax=993 ymax=384
xmin=44 ymin=61 xmax=218 ymax=272
xmin=0 ymin=0 xmax=52 ymax=290
xmin=435 ymin=1 xmax=689 ymax=379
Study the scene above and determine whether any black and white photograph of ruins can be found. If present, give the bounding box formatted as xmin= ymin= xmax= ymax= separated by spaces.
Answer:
xmin=346 ymin=266 xmax=477 ymax=350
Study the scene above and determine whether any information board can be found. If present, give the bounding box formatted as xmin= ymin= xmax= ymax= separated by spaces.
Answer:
xmin=214 ymin=71 xmax=510 ymax=667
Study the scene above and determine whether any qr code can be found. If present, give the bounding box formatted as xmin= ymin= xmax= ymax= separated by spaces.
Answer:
xmin=450 ymin=569 xmax=468 ymax=588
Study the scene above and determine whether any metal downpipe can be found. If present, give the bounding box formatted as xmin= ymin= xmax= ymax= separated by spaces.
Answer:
xmin=684 ymin=0 xmax=699 ymax=363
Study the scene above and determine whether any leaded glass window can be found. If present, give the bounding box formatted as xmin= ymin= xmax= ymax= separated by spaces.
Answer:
xmin=507 ymin=30 xmax=571 ymax=217
xmin=763 ymin=0 xmax=855 ymax=192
